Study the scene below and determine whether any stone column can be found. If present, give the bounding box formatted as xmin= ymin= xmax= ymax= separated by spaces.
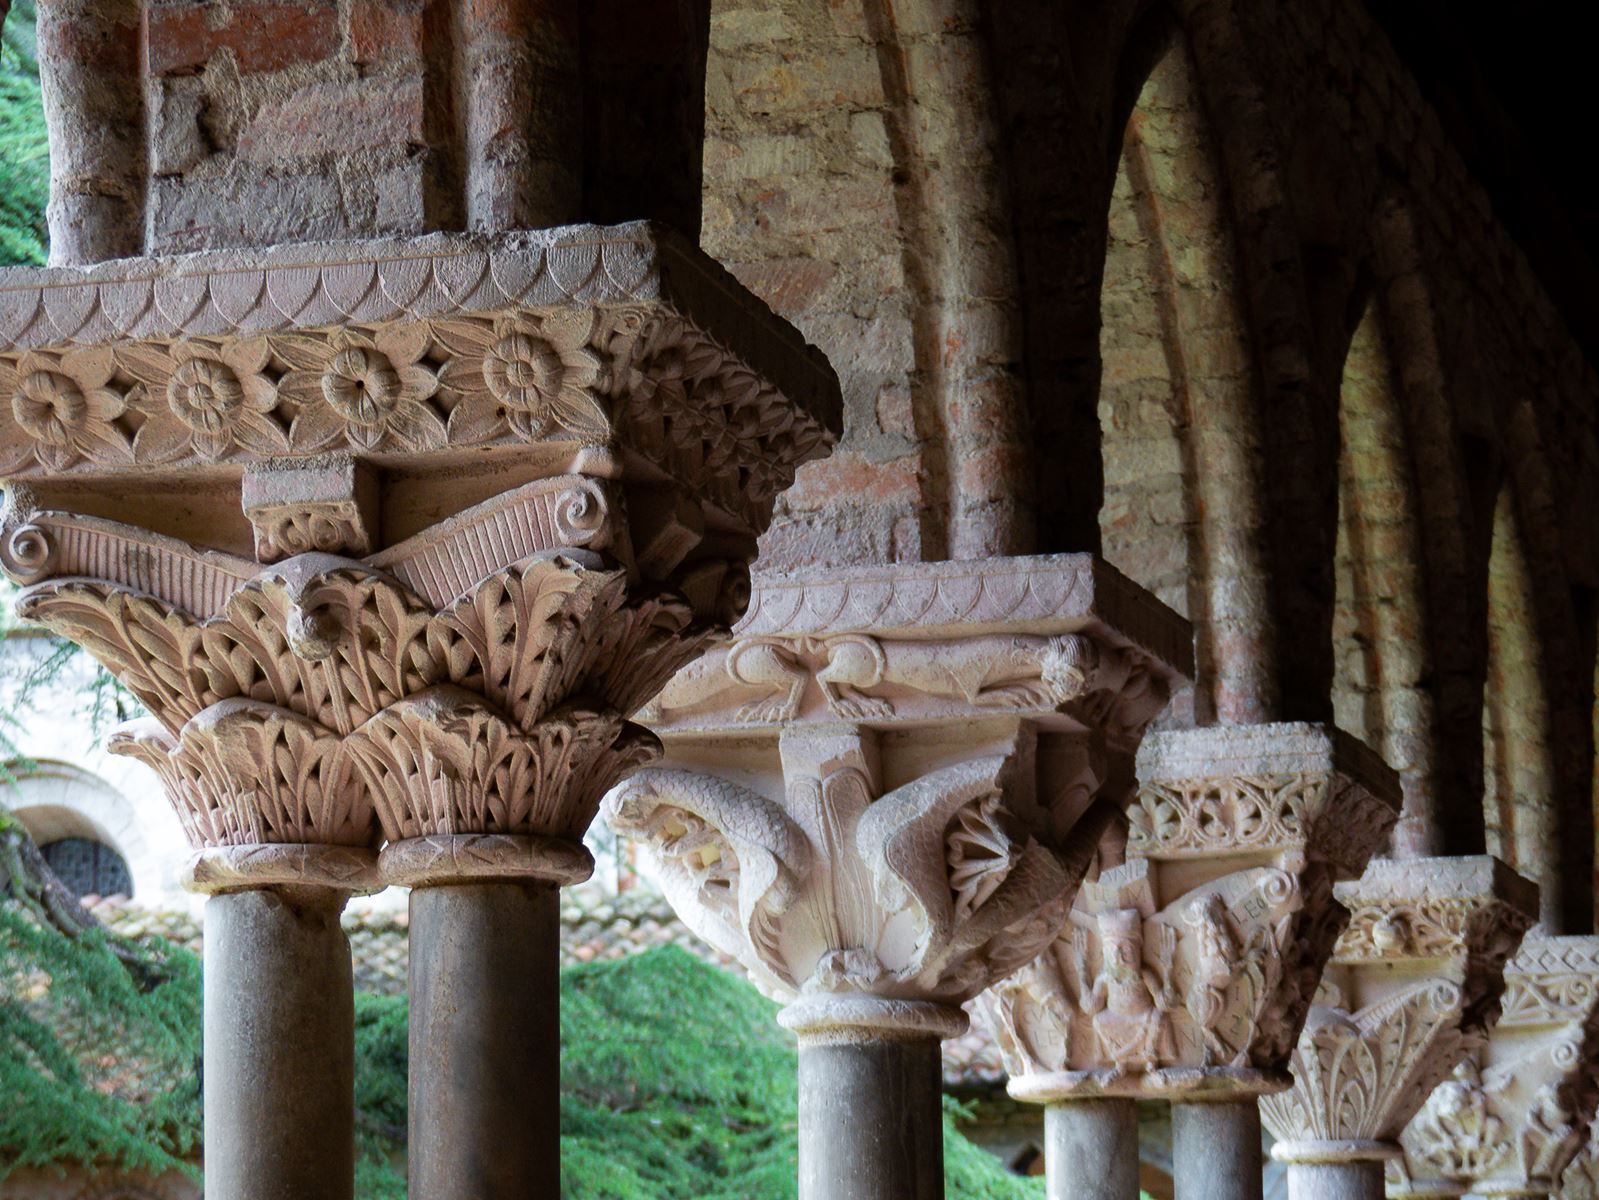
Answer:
xmin=1260 ymin=857 xmax=1537 ymax=1200
xmin=107 ymin=714 xmax=383 ymax=1200
xmin=0 ymin=226 xmax=841 ymax=1199
xmin=1390 ymin=933 xmax=1599 ymax=1200
xmin=980 ymin=723 xmax=1402 ymax=1200
xmin=609 ymin=555 xmax=1194 ymax=1200
xmin=1044 ymin=1098 xmax=1141 ymax=1200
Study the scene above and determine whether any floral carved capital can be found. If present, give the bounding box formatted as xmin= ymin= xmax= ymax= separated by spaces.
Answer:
xmin=1260 ymin=856 xmax=1538 ymax=1163
xmin=1392 ymin=934 xmax=1599 ymax=1199
xmin=607 ymin=736 xmax=1116 ymax=1019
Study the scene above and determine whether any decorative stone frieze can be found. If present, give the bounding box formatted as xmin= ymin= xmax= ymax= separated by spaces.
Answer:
xmin=1391 ymin=934 xmax=1599 ymax=1199
xmin=1 ymin=222 xmax=842 ymax=1200
xmin=0 ymin=222 xmax=839 ymax=555
xmin=981 ymin=723 xmax=1401 ymax=1105
xmin=1259 ymin=856 xmax=1538 ymax=1198
xmin=608 ymin=555 xmax=1192 ymax=1200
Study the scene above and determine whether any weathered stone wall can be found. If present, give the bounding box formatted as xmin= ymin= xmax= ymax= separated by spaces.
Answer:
xmin=694 ymin=0 xmax=1598 ymax=925
xmin=34 ymin=0 xmax=711 ymax=260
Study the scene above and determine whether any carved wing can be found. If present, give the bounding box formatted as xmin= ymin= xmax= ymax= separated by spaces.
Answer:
xmin=606 ymin=768 xmax=811 ymax=995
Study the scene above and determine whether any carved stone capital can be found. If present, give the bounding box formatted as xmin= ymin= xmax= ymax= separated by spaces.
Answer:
xmin=607 ymin=556 xmax=1192 ymax=1040
xmin=0 ymin=224 xmax=840 ymax=545
xmin=1392 ymin=934 xmax=1599 ymax=1199
xmin=35 ymin=544 xmax=710 ymax=889
xmin=1259 ymin=856 xmax=1538 ymax=1163
xmin=978 ymin=722 xmax=1401 ymax=1102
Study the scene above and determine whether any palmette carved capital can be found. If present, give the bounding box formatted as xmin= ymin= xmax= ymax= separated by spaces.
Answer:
xmin=606 ymin=733 xmax=1115 ymax=1019
xmin=979 ymin=723 xmax=1400 ymax=1101
xmin=29 ymin=543 xmax=712 ymax=886
xmin=1391 ymin=934 xmax=1599 ymax=1199
xmin=1260 ymin=856 xmax=1538 ymax=1163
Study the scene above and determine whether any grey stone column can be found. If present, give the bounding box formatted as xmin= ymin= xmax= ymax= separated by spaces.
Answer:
xmin=1282 ymin=1160 xmax=1386 ymax=1200
xmin=1172 ymin=1098 xmax=1264 ymax=1200
xmin=783 ymin=997 xmax=965 ymax=1200
xmin=203 ymin=885 xmax=357 ymax=1200
xmin=407 ymin=880 xmax=561 ymax=1200
xmin=1043 ymin=1098 xmax=1141 ymax=1200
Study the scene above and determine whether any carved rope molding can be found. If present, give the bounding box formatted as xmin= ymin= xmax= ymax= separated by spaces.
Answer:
xmin=0 ymin=224 xmax=840 ymax=533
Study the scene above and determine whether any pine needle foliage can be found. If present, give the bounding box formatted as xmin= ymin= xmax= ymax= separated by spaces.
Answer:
xmin=3 ymin=935 xmax=1048 ymax=1196
xmin=0 ymin=849 xmax=202 ymax=1180
xmin=0 ymin=0 xmax=48 ymax=267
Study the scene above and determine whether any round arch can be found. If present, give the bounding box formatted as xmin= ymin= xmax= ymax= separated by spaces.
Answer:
xmin=5 ymin=760 xmax=160 ymax=900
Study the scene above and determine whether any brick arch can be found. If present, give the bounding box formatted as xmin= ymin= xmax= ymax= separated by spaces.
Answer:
xmin=1482 ymin=482 xmax=1557 ymax=924
xmin=1368 ymin=191 xmax=1496 ymax=858
xmin=7 ymin=759 xmax=163 ymax=900
xmin=1331 ymin=299 xmax=1437 ymax=856
xmin=1096 ymin=30 xmax=1268 ymax=729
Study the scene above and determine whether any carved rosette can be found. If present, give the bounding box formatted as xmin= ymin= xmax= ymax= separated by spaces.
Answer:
xmin=979 ymin=723 xmax=1401 ymax=1102
xmin=1391 ymin=934 xmax=1599 ymax=1199
xmin=1260 ymin=856 xmax=1538 ymax=1169
xmin=609 ymin=556 xmax=1194 ymax=1043
xmin=0 ymin=225 xmax=840 ymax=539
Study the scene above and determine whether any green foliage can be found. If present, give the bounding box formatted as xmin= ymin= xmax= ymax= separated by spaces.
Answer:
xmin=2 ymin=929 xmax=1045 ymax=1196
xmin=0 ymin=881 xmax=202 ymax=1180
xmin=1 ymin=0 xmax=48 ymax=267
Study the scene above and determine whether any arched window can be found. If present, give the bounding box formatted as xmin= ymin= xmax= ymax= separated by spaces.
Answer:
xmin=38 ymin=835 xmax=133 ymax=900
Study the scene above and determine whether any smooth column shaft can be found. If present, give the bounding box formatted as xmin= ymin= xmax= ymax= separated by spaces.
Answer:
xmin=798 ymin=1035 xmax=944 ymax=1200
xmin=1173 ymin=1100 xmax=1263 ymax=1200
xmin=409 ymin=882 xmax=559 ymax=1200
xmin=204 ymin=887 xmax=355 ymax=1200
xmin=1044 ymin=1098 xmax=1140 ymax=1200
xmin=1285 ymin=1161 xmax=1386 ymax=1200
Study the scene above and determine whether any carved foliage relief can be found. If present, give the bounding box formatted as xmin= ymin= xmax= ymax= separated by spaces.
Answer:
xmin=607 ymin=736 xmax=1108 ymax=1009
xmin=0 ymin=308 xmax=828 ymax=530
xmin=22 ymin=551 xmax=707 ymax=849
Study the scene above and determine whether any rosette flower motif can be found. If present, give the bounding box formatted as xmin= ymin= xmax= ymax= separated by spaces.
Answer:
xmin=121 ymin=338 xmax=289 ymax=462
xmin=280 ymin=326 xmax=444 ymax=452
xmin=0 ymin=347 xmax=132 ymax=471
xmin=436 ymin=310 xmax=607 ymax=444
